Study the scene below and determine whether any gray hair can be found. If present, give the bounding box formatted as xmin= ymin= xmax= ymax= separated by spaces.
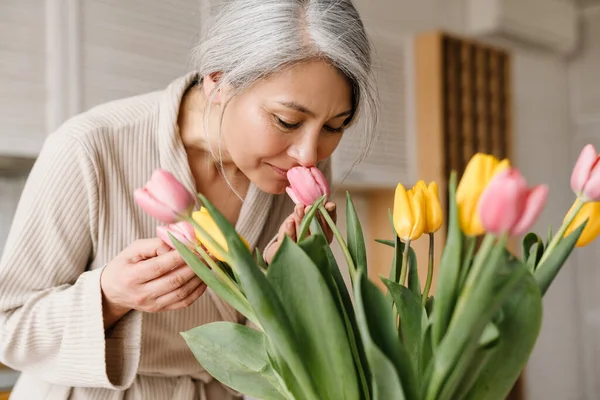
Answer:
xmin=191 ymin=0 xmax=379 ymax=177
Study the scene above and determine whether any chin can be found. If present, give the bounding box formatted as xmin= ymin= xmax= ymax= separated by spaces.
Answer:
xmin=252 ymin=176 xmax=288 ymax=195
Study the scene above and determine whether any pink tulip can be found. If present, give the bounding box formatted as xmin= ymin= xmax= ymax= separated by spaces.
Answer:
xmin=571 ymin=144 xmax=600 ymax=201
xmin=157 ymin=221 xmax=197 ymax=250
xmin=478 ymin=168 xmax=549 ymax=236
xmin=286 ymin=166 xmax=330 ymax=206
xmin=134 ymin=169 xmax=195 ymax=223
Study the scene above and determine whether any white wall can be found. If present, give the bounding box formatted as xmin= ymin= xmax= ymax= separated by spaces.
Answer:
xmin=511 ymin=45 xmax=585 ymax=400
xmin=567 ymin=4 xmax=600 ymax=399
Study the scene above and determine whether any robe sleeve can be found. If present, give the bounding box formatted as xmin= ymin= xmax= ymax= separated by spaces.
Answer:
xmin=0 ymin=131 xmax=142 ymax=389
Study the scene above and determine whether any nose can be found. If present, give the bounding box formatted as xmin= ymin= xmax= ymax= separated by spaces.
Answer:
xmin=289 ymin=132 xmax=319 ymax=167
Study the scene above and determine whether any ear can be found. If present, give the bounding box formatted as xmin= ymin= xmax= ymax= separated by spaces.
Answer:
xmin=202 ymin=72 xmax=224 ymax=104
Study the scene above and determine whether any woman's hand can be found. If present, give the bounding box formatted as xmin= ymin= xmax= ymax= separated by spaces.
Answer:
xmin=100 ymin=238 xmax=206 ymax=329
xmin=263 ymin=201 xmax=336 ymax=264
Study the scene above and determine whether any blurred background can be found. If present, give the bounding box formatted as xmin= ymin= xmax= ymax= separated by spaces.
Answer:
xmin=0 ymin=0 xmax=599 ymax=399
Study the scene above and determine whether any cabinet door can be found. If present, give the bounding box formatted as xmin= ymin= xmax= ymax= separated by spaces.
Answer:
xmin=0 ymin=1 xmax=47 ymax=157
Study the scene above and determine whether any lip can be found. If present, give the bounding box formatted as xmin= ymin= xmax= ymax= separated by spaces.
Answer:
xmin=268 ymin=164 xmax=289 ymax=178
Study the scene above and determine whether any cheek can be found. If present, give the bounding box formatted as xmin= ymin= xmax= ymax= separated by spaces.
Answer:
xmin=222 ymin=103 xmax=289 ymax=161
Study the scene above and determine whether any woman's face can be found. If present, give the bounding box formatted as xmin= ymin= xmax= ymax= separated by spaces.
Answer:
xmin=203 ymin=59 xmax=353 ymax=194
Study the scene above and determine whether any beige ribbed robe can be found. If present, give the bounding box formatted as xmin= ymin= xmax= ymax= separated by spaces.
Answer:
xmin=0 ymin=73 xmax=331 ymax=399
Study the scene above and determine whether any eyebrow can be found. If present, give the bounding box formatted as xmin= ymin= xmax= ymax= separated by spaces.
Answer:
xmin=277 ymin=101 xmax=352 ymax=119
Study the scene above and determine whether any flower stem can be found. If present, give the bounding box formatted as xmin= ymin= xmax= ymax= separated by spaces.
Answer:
xmin=399 ymin=239 xmax=411 ymax=287
xmin=422 ymin=233 xmax=435 ymax=306
xmin=538 ymin=197 xmax=584 ymax=266
xmin=318 ymin=204 xmax=356 ymax=283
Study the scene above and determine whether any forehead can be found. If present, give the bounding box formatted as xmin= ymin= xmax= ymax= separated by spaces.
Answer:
xmin=248 ymin=59 xmax=353 ymax=112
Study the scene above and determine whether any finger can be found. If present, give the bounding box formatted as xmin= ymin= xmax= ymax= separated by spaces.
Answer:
xmin=153 ymin=275 xmax=204 ymax=310
xmin=284 ymin=217 xmax=297 ymax=241
xmin=136 ymin=251 xmax=189 ymax=283
xmin=161 ymin=281 xmax=207 ymax=311
xmin=325 ymin=202 xmax=337 ymax=223
xmin=315 ymin=212 xmax=334 ymax=243
xmin=293 ymin=204 xmax=304 ymax=240
xmin=142 ymin=264 xmax=198 ymax=297
xmin=124 ymin=238 xmax=173 ymax=263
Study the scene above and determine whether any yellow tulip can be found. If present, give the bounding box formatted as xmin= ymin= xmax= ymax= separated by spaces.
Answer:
xmin=192 ymin=208 xmax=250 ymax=262
xmin=456 ymin=153 xmax=510 ymax=236
xmin=393 ymin=183 xmax=426 ymax=241
xmin=419 ymin=180 xmax=444 ymax=234
xmin=564 ymin=200 xmax=600 ymax=247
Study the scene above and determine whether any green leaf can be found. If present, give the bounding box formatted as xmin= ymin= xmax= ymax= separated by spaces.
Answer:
xmin=308 ymin=219 xmax=373 ymax=399
xmin=426 ymin=236 xmax=523 ymax=400
xmin=458 ymin=235 xmax=476 ymax=289
xmin=255 ymin=248 xmax=268 ymax=271
xmin=464 ymin=268 xmax=542 ymax=399
xmin=198 ymin=194 xmax=319 ymax=400
xmin=265 ymin=337 xmax=303 ymax=399
xmin=546 ymin=224 xmax=553 ymax=248
xmin=452 ymin=336 xmax=498 ymax=399
xmin=382 ymin=278 xmax=427 ymax=384
xmin=432 ymin=172 xmax=463 ymax=348
xmin=388 ymin=236 xmax=402 ymax=285
xmin=303 ymin=222 xmax=372 ymax=400
xmin=181 ymin=322 xmax=286 ymax=400
xmin=346 ymin=192 xmax=368 ymax=274
xmin=420 ymin=323 xmax=434 ymax=381
xmin=354 ymin=271 xmax=418 ymax=399
xmin=521 ymin=232 xmax=544 ymax=271
xmin=406 ymin=245 xmax=421 ymax=300
xmin=268 ymin=236 xmax=360 ymax=400
xmin=170 ymin=235 xmax=255 ymax=323
xmin=298 ymin=195 xmax=326 ymax=241
xmin=479 ymin=322 xmax=500 ymax=349
xmin=535 ymin=220 xmax=587 ymax=295
xmin=375 ymin=239 xmax=395 ymax=248
xmin=354 ymin=272 xmax=407 ymax=400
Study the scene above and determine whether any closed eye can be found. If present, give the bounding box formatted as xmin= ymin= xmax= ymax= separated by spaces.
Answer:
xmin=276 ymin=117 xmax=301 ymax=130
xmin=324 ymin=125 xmax=345 ymax=134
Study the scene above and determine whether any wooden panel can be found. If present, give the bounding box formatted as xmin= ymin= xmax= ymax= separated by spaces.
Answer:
xmin=411 ymin=30 xmax=520 ymax=400
xmin=0 ymin=391 xmax=10 ymax=400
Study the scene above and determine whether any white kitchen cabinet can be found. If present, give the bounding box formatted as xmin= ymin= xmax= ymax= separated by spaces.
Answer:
xmin=0 ymin=2 xmax=47 ymax=157
xmin=0 ymin=0 xmax=203 ymax=158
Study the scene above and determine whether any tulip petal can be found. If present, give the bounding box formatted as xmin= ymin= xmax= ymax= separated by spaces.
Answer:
xmin=146 ymin=169 xmax=195 ymax=214
xmin=456 ymin=154 xmax=490 ymax=235
xmin=582 ymin=158 xmax=600 ymax=201
xmin=426 ymin=182 xmax=444 ymax=233
xmin=286 ymin=186 xmax=302 ymax=205
xmin=510 ymin=185 xmax=549 ymax=236
xmin=193 ymin=209 xmax=229 ymax=261
xmin=456 ymin=153 xmax=511 ymax=236
xmin=571 ymin=144 xmax=598 ymax=195
xmin=410 ymin=188 xmax=426 ymax=240
xmin=565 ymin=201 xmax=600 ymax=247
xmin=156 ymin=222 xmax=198 ymax=250
xmin=287 ymin=167 xmax=324 ymax=206
xmin=310 ymin=167 xmax=331 ymax=199
xmin=134 ymin=188 xmax=179 ymax=223
xmin=478 ymin=169 xmax=527 ymax=235
xmin=192 ymin=208 xmax=251 ymax=261
xmin=393 ymin=183 xmax=415 ymax=240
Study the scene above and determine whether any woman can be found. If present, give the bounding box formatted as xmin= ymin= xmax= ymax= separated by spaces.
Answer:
xmin=0 ymin=0 xmax=378 ymax=398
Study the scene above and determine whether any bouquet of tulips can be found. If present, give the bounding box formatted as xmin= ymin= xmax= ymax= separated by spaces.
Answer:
xmin=134 ymin=145 xmax=600 ymax=400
